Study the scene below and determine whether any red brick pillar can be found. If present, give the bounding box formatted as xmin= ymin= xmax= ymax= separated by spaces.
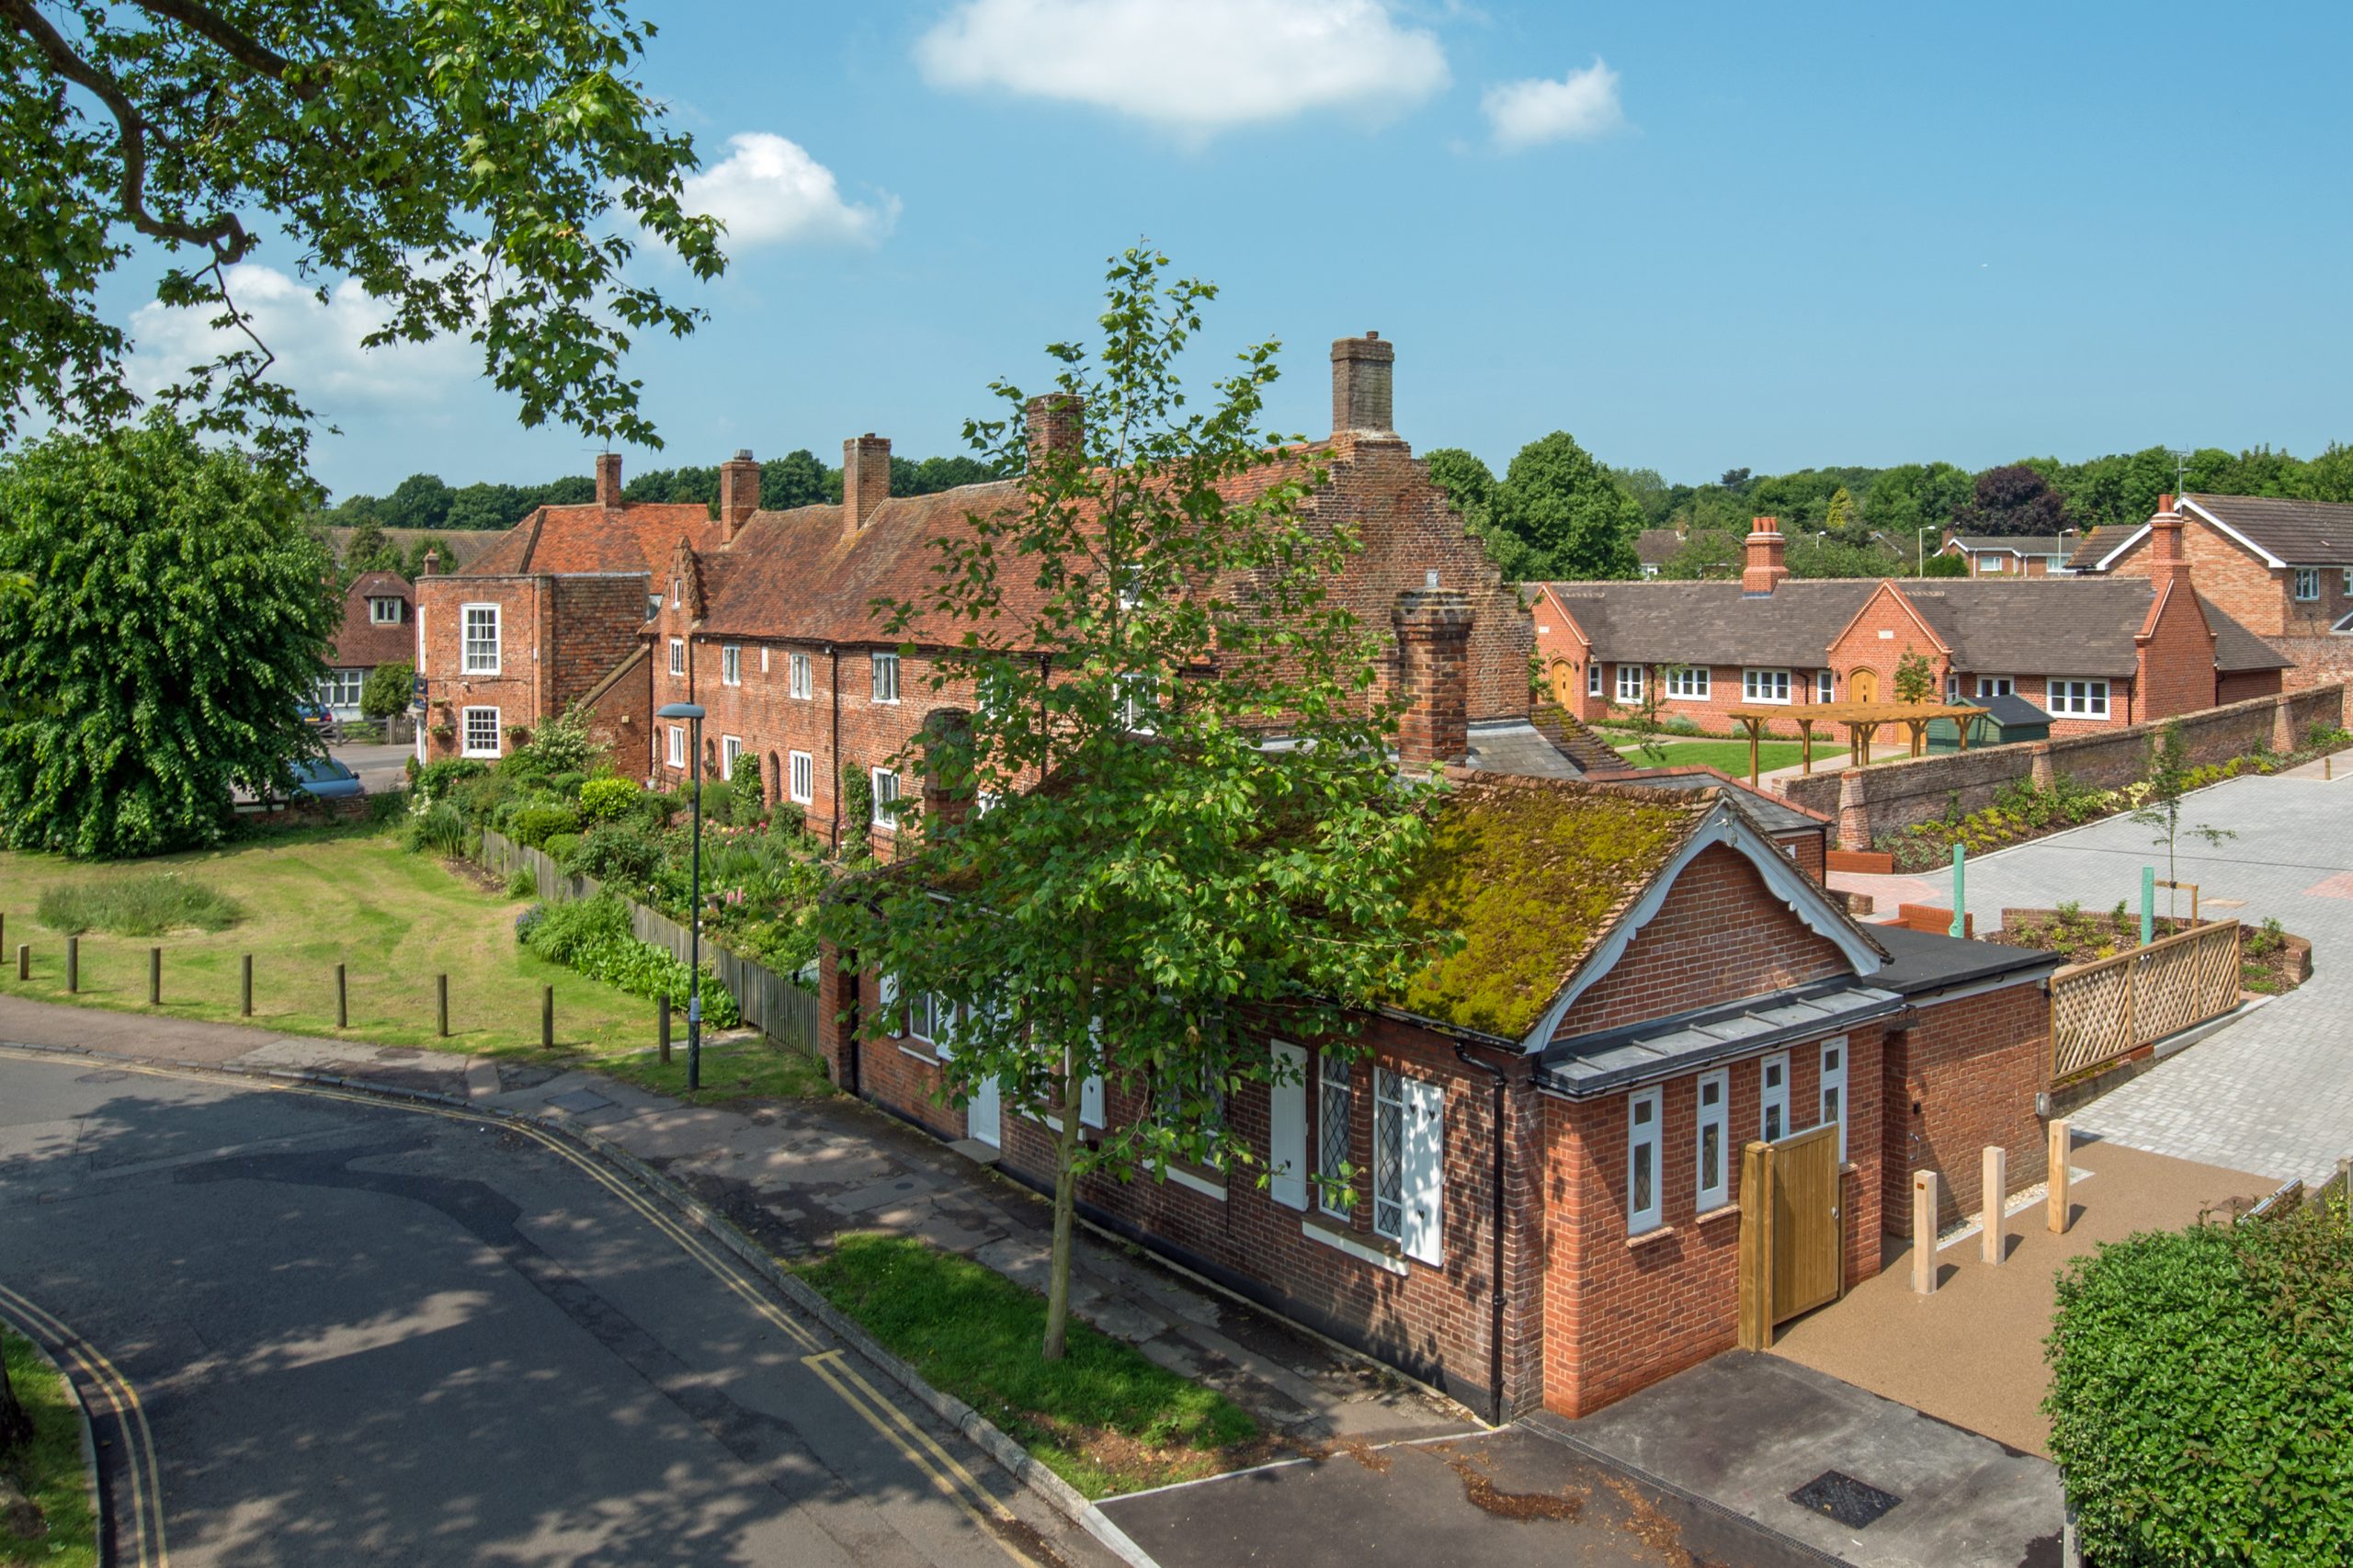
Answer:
xmin=814 ymin=938 xmax=861 ymax=1090
xmin=2029 ymin=742 xmax=2055 ymax=791
xmin=1393 ymin=585 xmax=1475 ymax=768
xmin=1836 ymin=767 xmax=1870 ymax=852
xmin=2272 ymin=694 xmax=2297 ymax=755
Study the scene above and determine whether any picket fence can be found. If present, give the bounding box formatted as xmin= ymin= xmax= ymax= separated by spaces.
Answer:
xmin=478 ymin=829 xmax=821 ymax=1054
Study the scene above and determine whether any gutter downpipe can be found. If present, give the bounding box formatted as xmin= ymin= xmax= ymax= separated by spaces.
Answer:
xmin=828 ymin=645 xmax=842 ymax=852
xmin=1452 ymin=1040 xmax=1512 ymax=1424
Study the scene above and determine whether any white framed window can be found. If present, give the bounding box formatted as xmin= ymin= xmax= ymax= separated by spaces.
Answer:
xmin=1819 ymin=1036 xmax=1848 ymax=1164
xmin=1615 ymin=665 xmax=1644 ymax=703
xmin=1946 ymin=675 xmax=1961 ymax=704
xmin=878 ymin=971 xmax=899 ymax=1011
xmin=722 ymin=734 xmax=742 ymax=776
xmin=315 ymin=670 xmax=364 ymax=709
xmin=1627 ymin=1088 xmax=1663 ymax=1234
xmin=906 ymin=990 xmax=939 ymax=1045
xmin=871 ymin=652 xmax=901 ymax=703
xmin=1814 ymin=669 xmax=1834 ymax=704
xmin=760 ymin=647 xmax=770 ymax=674
xmin=1587 ymin=663 xmax=1603 ymax=698
xmin=1372 ymin=1068 xmax=1444 ymax=1265
xmin=1119 ymin=672 xmax=1157 ymax=733
xmin=870 ymin=767 xmax=900 ymax=827
xmin=1743 ymin=668 xmax=1791 ymax=704
xmin=1696 ymin=1070 xmax=1729 ymax=1213
xmin=368 ymin=597 xmax=403 ymax=626
xmin=1317 ymin=1051 xmax=1354 ymax=1218
xmin=671 ymin=580 xmax=681 ymax=608
xmin=790 ymin=652 xmax=813 ymax=699
xmin=2341 ymin=567 xmax=2353 ymax=597
xmin=2292 ymin=567 xmax=2320 ymax=601
xmin=666 ymin=725 xmax=686 ymax=768
xmin=1977 ymin=676 xmax=2014 ymax=698
xmin=461 ymin=706 xmax=501 ymax=757
xmin=2046 ymin=678 xmax=2109 ymax=719
xmin=668 ymin=638 xmax=685 ymax=677
xmin=1983 ymin=552 xmax=2006 ymax=574
xmin=1665 ymin=666 xmax=1710 ymax=700
xmin=460 ymin=604 xmax=500 ymax=675
xmin=1759 ymin=1051 xmax=1790 ymax=1142
xmin=646 ymin=593 xmax=661 ymax=619
xmin=722 ymin=645 xmax=742 ymax=687
xmin=789 ymin=750 xmax=813 ymax=804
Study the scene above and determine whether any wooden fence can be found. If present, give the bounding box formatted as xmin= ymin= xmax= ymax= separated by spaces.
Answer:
xmin=480 ymin=829 xmax=820 ymax=1055
xmin=2048 ymin=918 xmax=2243 ymax=1081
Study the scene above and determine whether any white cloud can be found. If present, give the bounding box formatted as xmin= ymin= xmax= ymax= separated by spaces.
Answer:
xmin=681 ymin=133 xmax=898 ymax=249
xmin=915 ymin=0 xmax=1449 ymax=138
xmin=127 ymin=264 xmax=471 ymax=407
xmin=1482 ymin=58 xmax=1624 ymax=151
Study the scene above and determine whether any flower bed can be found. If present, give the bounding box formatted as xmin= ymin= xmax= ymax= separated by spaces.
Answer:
xmin=1987 ymin=903 xmax=2310 ymax=995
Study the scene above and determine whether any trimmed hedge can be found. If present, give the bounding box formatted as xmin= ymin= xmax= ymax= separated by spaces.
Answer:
xmin=2046 ymin=1200 xmax=2353 ymax=1565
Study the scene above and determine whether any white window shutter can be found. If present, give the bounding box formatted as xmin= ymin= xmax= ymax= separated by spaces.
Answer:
xmin=1268 ymin=1042 xmax=1308 ymax=1210
xmin=1402 ymin=1077 xmax=1445 ymax=1265
xmin=1080 ymin=1074 xmax=1105 ymax=1129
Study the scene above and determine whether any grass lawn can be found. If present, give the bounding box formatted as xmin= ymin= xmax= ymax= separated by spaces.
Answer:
xmin=0 ymin=827 xmax=823 ymax=1098
xmin=597 ymin=1040 xmax=831 ymax=1105
xmin=1607 ymin=736 xmax=1843 ymax=775
xmin=799 ymin=1233 xmax=1261 ymax=1499
xmin=0 ymin=1329 xmax=97 ymax=1568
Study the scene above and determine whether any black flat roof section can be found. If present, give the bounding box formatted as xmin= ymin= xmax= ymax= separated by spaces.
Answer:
xmin=1867 ymin=922 xmax=2060 ymax=998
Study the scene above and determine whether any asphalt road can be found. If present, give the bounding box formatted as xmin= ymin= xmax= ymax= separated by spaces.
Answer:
xmin=332 ymin=740 xmax=416 ymax=795
xmin=0 ymin=1051 xmax=1114 ymax=1568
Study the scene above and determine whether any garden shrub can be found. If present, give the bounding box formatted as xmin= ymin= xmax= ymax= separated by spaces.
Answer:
xmin=696 ymin=778 xmax=732 ymax=824
xmin=360 ymin=660 xmax=415 ymax=722
xmin=36 ymin=873 xmax=244 ymax=936
xmin=512 ymin=803 xmax=581 ymax=848
xmin=540 ymin=831 xmax=582 ymax=863
xmin=563 ymin=824 xmax=660 ymax=885
xmin=2047 ymin=1200 xmax=2353 ymax=1566
xmin=577 ymin=776 xmax=640 ymax=824
xmin=517 ymin=893 xmax=738 ymax=1026
xmin=415 ymin=757 xmax=486 ymax=806
xmin=506 ymin=867 xmax=537 ymax=899
xmin=551 ymin=770 xmax=587 ymax=798
xmin=518 ymin=704 xmax=599 ymax=777
xmin=1662 ymin=713 xmax=1702 ymax=737
xmin=405 ymin=801 xmax=467 ymax=857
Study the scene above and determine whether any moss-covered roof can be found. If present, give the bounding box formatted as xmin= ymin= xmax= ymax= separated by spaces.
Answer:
xmin=1391 ymin=775 xmax=1714 ymax=1040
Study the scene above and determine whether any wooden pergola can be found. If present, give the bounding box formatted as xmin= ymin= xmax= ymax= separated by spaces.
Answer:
xmin=1722 ymin=700 xmax=1990 ymax=786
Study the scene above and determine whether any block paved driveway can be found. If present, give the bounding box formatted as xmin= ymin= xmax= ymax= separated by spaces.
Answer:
xmin=1949 ymin=768 xmax=2353 ymax=1183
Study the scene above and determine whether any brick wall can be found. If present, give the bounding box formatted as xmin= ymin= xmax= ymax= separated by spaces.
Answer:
xmin=415 ymin=574 xmax=543 ymax=761
xmin=2108 ymin=521 xmax=2286 ymax=636
xmin=1780 ymin=683 xmax=2349 ymax=847
xmin=1825 ymin=585 xmax=1949 ymax=715
xmin=2134 ymin=583 xmax=2221 ymax=724
xmin=1880 ymin=980 xmax=2051 ymax=1232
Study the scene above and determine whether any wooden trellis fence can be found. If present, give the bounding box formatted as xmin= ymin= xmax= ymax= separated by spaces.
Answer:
xmin=2049 ymin=919 xmax=2242 ymax=1081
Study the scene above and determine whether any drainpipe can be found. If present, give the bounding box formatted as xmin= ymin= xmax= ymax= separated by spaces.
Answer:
xmin=828 ymin=645 xmax=842 ymax=852
xmin=1452 ymin=1040 xmax=1512 ymax=1423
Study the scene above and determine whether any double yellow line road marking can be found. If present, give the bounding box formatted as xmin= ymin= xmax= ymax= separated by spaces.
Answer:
xmin=0 ymin=1047 xmax=1049 ymax=1568
xmin=0 ymin=1278 xmax=168 ymax=1568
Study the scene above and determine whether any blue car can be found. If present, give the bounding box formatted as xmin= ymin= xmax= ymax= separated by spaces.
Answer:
xmin=290 ymin=756 xmax=365 ymax=801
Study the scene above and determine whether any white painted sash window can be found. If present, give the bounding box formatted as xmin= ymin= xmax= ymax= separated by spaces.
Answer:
xmin=2046 ymin=678 xmax=2109 ymax=719
xmin=1696 ymin=1069 xmax=1729 ymax=1211
xmin=789 ymin=750 xmax=813 ymax=804
xmin=871 ymin=652 xmax=901 ymax=703
xmin=790 ymin=652 xmax=813 ymax=699
xmin=722 ymin=645 xmax=742 ymax=687
xmin=1665 ymin=666 xmax=1710 ymax=700
xmin=461 ymin=706 xmax=501 ymax=757
xmin=1615 ymin=665 xmax=1643 ymax=703
xmin=1628 ymin=1089 xmax=1662 ymax=1234
xmin=460 ymin=604 xmax=500 ymax=674
xmin=1373 ymin=1068 xmax=1444 ymax=1265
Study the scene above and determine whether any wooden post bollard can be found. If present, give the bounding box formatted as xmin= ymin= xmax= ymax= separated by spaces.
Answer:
xmin=437 ymin=973 xmax=449 ymax=1038
xmin=658 ymin=994 xmax=672 ymax=1064
xmin=541 ymin=984 xmax=554 ymax=1050
xmin=241 ymin=954 xmax=253 ymax=1017
xmin=149 ymin=947 xmax=161 ymax=1006
xmin=15 ymin=943 xmax=27 ymax=981
xmin=1981 ymin=1146 xmax=2007 ymax=1265
xmin=1913 ymin=1170 xmax=1940 ymax=1295
xmin=2048 ymin=1119 xmax=2073 ymax=1234
xmin=66 ymin=936 xmax=77 ymax=994
xmin=335 ymin=962 xmax=347 ymax=1028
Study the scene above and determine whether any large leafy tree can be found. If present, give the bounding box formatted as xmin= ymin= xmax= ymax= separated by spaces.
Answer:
xmin=1952 ymin=463 xmax=2069 ymax=538
xmin=1424 ymin=446 xmax=1539 ymax=580
xmin=0 ymin=1 xmax=723 ymax=471
xmin=1490 ymin=430 xmax=1643 ymax=579
xmin=0 ymin=418 xmax=336 ymax=856
xmin=825 ymin=250 xmax=1439 ymax=1360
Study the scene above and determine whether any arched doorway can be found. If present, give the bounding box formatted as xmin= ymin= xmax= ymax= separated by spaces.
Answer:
xmin=1548 ymin=659 xmax=1578 ymax=708
xmin=1849 ymin=668 xmax=1879 ymax=704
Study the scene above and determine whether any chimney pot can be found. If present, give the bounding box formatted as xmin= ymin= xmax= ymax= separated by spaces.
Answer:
xmin=718 ymin=448 xmax=761 ymax=540
xmin=1743 ymin=515 xmax=1788 ymax=596
xmin=1392 ymin=585 xmax=1475 ymax=769
xmin=1331 ymin=332 xmax=1396 ymax=437
xmin=2158 ymin=492 xmax=2175 ymax=514
xmin=843 ymin=434 xmax=892 ymax=534
xmin=596 ymin=451 xmax=623 ymax=508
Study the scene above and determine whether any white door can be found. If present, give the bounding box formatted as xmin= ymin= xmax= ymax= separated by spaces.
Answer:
xmin=968 ymin=1075 xmax=1001 ymax=1148
xmin=1268 ymin=1041 xmax=1308 ymax=1210
xmin=1401 ymin=1076 xmax=1445 ymax=1266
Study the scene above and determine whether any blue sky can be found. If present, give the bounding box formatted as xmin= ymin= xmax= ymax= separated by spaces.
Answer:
xmin=108 ymin=1 xmax=2353 ymax=499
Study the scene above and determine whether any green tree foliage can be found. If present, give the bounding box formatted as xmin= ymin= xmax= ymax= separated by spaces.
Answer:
xmin=0 ymin=1 xmax=724 ymax=471
xmin=825 ymin=250 xmax=1438 ymax=1361
xmin=2129 ymin=721 xmax=2235 ymax=913
xmin=0 ymin=419 xmax=336 ymax=856
xmin=2047 ymin=1199 xmax=2353 ymax=1566
xmin=1920 ymin=550 xmax=1968 ymax=577
xmin=762 ymin=449 xmax=832 ymax=511
xmin=1951 ymin=463 xmax=2069 ymax=537
xmin=1863 ymin=462 xmax=1976 ymax=551
xmin=1490 ymin=431 xmax=1643 ymax=580
xmin=379 ymin=472 xmax=453 ymax=530
xmin=1893 ymin=651 xmax=1936 ymax=704
xmin=623 ymin=465 xmax=719 ymax=506
xmin=1656 ymin=529 xmax=1742 ymax=580
xmin=1424 ymin=447 xmax=1536 ymax=579
xmin=360 ymin=661 xmax=415 ymax=722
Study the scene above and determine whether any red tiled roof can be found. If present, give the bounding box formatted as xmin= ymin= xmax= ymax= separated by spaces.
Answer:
xmin=327 ymin=571 xmax=415 ymax=668
xmin=459 ymin=501 xmax=724 ymax=579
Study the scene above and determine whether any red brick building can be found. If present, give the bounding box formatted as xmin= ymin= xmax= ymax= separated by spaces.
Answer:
xmin=318 ymin=570 xmax=415 ymax=720
xmin=1535 ymin=511 xmax=2287 ymax=741
xmin=813 ymin=590 xmax=2060 ymax=1422
xmin=1936 ymin=531 xmax=2073 ymax=577
xmin=2078 ymin=492 xmax=2353 ymax=693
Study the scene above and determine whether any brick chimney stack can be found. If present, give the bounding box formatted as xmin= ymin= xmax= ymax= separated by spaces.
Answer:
xmin=2149 ymin=494 xmax=2192 ymax=593
xmin=596 ymin=451 xmax=623 ymax=508
xmin=419 ymin=546 xmax=441 ymax=577
xmin=1393 ymin=577 xmax=1475 ymax=768
xmin=843 ymin=434 xmax=891 ymax=535
xmin=1332 ymin=331 xmax=1395 ymax=437
xmin=718 ymin=448 xmax=760 ymax=540
xmin=1026 ymin=392 xmax=1084 ymax=471
xmin=1742 ymin=515 xmax=1789 ymax=596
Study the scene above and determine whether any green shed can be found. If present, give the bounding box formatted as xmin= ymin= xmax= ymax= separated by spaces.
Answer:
xmin=1927 ymin=693 xmax=2052 ymax=752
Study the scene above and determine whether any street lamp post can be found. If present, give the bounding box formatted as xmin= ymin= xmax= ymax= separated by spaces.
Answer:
xmin=656 ymin=701 xmax=707 ymax=1090
xmin=1916 ymin=526 xmax=1933 ymax=576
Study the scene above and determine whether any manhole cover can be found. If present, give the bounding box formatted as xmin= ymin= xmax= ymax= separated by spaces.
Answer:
xmin=1788 ymin=1470 xmax=1902 ymax=1529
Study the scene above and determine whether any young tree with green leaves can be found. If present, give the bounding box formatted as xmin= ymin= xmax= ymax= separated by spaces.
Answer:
xmin=1490 ymin=431 xmax=1643 ymax=580
xmin=0 ymin=418 xmax=336 ymax=857
xmin=1893 ymin=650 xmax=1938 ymax=705
xmin=2129 ymin=722 xmax=2235 ymax=919
xmin=823 ymin=250 xmax=1440 ymax=1361
xmin=0 ymin=1 xmax=724 ymax=472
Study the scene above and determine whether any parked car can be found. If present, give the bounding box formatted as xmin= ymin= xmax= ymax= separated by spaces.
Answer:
xmin=296 ymin=700 xmax=345 ymax=742
xmin=290 ymin=756 xmax=365 ymax=801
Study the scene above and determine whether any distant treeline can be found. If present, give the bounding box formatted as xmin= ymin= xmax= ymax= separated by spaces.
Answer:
xmin=315 ymin=450 xmax=1013 ymax=532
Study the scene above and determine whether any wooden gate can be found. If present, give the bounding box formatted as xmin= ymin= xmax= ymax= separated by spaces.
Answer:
xmin=1737 ymin=1122 xmax=1845 ymax=1350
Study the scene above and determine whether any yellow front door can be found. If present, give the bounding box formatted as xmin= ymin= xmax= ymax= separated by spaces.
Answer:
xmin=1850 ymin=668 xmax=1879 ymax=704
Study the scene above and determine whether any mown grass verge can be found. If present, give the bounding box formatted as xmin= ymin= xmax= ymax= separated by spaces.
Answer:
xmin=798 ymin=1233 xmax=1260 ymax=1499
xmin=0 ymin=1329 xmax=97 ymax=1568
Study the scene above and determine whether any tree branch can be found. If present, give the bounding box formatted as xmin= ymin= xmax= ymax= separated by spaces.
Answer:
xmin=125 ymin=0 xmax=297 ymax=80
xmin=0 ymin=0 xmax=254 ymax=261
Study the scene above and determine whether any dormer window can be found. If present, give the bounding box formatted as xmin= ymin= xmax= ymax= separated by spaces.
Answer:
xmin=367 ymin=597 xmax=404 ymax=626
